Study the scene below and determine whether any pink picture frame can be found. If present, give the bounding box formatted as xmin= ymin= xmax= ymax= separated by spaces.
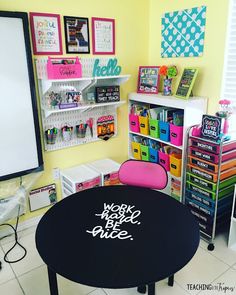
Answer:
xmin=92 ymin=17 xmax=115 ymax=55
xmin=137 ymin=66 xmax=160 ymax=94
xmin=29 ymin=12 xmax=63 ymax=55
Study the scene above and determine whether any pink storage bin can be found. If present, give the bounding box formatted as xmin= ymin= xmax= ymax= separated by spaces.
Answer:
xmin=170 ymin=124 xmax=183 ymax=146
xmin=158 ymin=151 xmax=170 ymax=171
xmin=129 ymin=114 xmax=140 ymax=133
xmin=47 ymin=57 xmax=82 ymax=79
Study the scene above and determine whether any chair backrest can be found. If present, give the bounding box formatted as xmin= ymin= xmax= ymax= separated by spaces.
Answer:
xmin=118 ymin=160 xmax=168 ymax=190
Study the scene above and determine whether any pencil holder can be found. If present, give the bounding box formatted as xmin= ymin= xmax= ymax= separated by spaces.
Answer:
xmin=131 ymin=142 xmax=141 ymax=160
xmin=45 ymin=128 xmax=58 ymax=144
xmin=76 ymin=124 xmax=87 ymax=138
xmin=61 ymin=125 xmax=73 ymax=141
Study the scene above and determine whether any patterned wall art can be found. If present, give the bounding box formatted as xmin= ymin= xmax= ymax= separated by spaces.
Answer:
xmin=161 ymin=6 xmax=207 ymax=58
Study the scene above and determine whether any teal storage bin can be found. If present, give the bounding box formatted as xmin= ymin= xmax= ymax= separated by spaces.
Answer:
xmin=149 ymin=148 xmax=158 ymax=163
xmin=159 ymin=121 xmax=170 ymax=142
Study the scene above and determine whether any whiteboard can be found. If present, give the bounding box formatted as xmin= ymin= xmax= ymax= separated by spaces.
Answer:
xmin=0 ymin=12 xmax=43 ymax=181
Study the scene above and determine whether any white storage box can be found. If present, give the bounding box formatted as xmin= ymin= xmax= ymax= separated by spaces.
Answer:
xmin=60 ymin=164 xmax=101 ymax=198
xmin=87 ymin=158 xmax=120 ymax=186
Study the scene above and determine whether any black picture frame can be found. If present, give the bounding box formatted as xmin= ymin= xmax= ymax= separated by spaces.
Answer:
xmin=64 ymin=16 xmax=90 ymax=54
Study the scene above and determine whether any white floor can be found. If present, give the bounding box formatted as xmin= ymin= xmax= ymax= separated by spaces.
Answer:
xmin=1 ymin=225 xmax=236 ymax=295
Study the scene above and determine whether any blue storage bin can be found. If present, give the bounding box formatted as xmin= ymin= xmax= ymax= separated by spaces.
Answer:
xmin=149 ymin=148 xmax=158 ymax=163
xmin=159 ymin=121 xmax=170 ymax=142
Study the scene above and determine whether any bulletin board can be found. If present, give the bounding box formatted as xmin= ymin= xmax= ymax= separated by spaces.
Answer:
xmin=0 ymin=11 xmax=43 ymax=181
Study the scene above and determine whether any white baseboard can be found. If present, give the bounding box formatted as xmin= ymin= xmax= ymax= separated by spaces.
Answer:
xmin=0 ymin=215 xmax=42 ymax=239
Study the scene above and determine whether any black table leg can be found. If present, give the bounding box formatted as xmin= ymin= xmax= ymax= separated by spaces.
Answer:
xmin=148 ymin=283 xmax=155 ymax=295
xmin=47 ymin=266 xmax=59 ymax=295
xmin=137 ymin=285 xmax=146 ymax=293
xmin=168 ymin=274 xmax=174 ymax=286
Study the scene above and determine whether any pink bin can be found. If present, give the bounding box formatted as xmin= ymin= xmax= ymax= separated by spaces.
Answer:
xmin=158 ymin=151 xmax=170 ymax=171
xmin=170 ymin=124 xmax=183 ymax=146
xmin=129 ymin=114 xmax=140 ymax=133
xmin=47 ymin=57 xmax=82 ymax=79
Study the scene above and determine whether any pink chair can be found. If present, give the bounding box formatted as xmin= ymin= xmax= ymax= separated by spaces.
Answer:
xmin=118 ymin=160 xmax=173 ymax=293
xmin=118 ymin=160 xmax=168 ymax=190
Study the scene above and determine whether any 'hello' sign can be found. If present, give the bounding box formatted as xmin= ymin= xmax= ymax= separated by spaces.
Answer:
xmin=92 ymin=58 xmax=122 ymax=77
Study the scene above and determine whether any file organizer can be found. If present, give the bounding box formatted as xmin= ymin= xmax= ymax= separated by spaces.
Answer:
xmin=183 ymin=126 xmax=236 ymax=251
xmin=86 ymin=158 xmax=120 ymax=186
xmin=60 ymin=164 xmax=101 ymax=198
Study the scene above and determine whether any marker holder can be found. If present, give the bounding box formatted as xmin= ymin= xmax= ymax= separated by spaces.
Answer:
xmin=45 ymin=128 xmax=58 ymax=144
xmin=76 ymin=124 xmax=87 ymax=138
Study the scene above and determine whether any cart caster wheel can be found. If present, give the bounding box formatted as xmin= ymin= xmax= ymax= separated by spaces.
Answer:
xmin=208 ymin=244 xmax=214 ymax=251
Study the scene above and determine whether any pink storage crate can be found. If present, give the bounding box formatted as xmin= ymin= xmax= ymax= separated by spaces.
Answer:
xmin=129 ymin=114 xmax=140 ymax=133
xmin=47 ymin=57 xmax=82 ymax=79
xmin=158 ymin=151 xmax=170 ymax=171
xmin=170 ymin=124 xmax=183 ymax=146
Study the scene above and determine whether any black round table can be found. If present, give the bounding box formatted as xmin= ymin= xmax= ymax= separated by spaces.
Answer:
xmin=36 ymin=185 xmax=199 ymax=295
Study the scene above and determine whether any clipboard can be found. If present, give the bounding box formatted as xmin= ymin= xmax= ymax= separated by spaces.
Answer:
xmin=175 ymin=68 xmax=198 ymax=99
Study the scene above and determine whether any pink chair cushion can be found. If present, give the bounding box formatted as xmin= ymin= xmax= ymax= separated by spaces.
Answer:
xmin=118 ymin=160 xmax=168 ymax=190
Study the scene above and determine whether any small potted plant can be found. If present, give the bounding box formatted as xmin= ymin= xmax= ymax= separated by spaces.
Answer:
xmin=159 ymin=65 xmax=178 ymax=96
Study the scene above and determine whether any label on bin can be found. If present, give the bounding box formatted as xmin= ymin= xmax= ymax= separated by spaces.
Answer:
xmin=151 ymin=126 xmax=156 ymax=130
xmin=161 ymin=129 xmax=166 ymax=134
xmin=189 ymin=175 xmax=214 ymax=190
xmin=191 ymin=158 xmax=216 ymax=172
xmin=192 ymin=139 xmax=218 ymax=153
xmin=189 ymin=165 xmax=214 ymax=181
xmin=171 ymin=132 xmax=177 ymax=138
xmin=171 ymin=164 xmax=177 ymax=169
xmin=191 ymin=149 xmax=216 ymax=162
xmin=140 ymin=123 xmax=145 ymax=128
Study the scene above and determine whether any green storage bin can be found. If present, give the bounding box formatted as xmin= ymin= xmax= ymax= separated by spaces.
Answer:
xmin=149 ymin=118 xmax=159 ymax=138
xmin=140 ymin=144 xmax=150 ymax=161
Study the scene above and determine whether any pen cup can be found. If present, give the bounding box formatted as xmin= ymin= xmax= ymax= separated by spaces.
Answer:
xmin=45 ymin=128 xmax=58 ymax=144
xmin=76 ymin=124 xmax=87 ymax=138
xmin=61 ymin=125 xmax=73 ymax=141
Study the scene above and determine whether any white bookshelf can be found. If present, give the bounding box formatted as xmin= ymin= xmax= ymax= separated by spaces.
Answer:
xmin=128 ymin=92 xmax=208 ymax=201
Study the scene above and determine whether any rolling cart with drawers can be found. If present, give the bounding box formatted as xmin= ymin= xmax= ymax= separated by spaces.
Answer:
xmin=183 ymin=126 xmax=236 ymax=250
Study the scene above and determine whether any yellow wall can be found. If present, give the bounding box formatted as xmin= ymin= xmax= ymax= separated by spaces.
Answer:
xmin=0 ymin=0 xmax=231 ymax=223
xmin=149 ymin=0 xmax=230 ymax=115
xmin=0 ymin=0 xmax=149 ymax=221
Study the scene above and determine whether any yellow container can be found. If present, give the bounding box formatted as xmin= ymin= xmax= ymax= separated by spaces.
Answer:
xmin=170 ymin=154 xmax=182 ymax=177
xmin=139 ymin=116 xmax=149 ymax=135
xmin=131 ymin=142 xmax=141 ymax=160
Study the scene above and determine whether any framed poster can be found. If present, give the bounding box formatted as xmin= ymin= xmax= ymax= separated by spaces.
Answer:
xmin=92 ymin=17 xmax=115 ymax=54
xmin=201 ymin=115 xmax=222 ymax=142
xmin=175 ymin=68 xmax=198 ymax=99
xmin=29 ymin=184 xmax=57 ymax=211
xmin=64 ymin=16 xmax=90 ymax=54
xmin=137 ymin=66 xmax=160 ymax=94
xmin=29 ymin=12 xmax=63 ymax=55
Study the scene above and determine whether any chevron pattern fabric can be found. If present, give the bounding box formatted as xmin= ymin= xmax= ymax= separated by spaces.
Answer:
xmin=161 ymin=6 xmax=207 ymax=58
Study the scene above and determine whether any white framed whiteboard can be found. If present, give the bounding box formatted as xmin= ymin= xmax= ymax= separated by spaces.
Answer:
xmin=0 ymin=11 xmax=43 ymax=181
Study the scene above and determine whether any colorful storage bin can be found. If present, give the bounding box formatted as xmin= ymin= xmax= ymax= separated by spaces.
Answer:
xmin=159 ymin=121 xmax=170 ymax=142
xmin=170 ymin=154 xmax=182 ymax=177
xmin=149 ymin=148 xmax=158 ymax=163
xmin=170 ymin=124 xmax=183 ymax=146
xmin=129 ymin=114 xmax=140 ymax=133
xmin=149 ymin=119 xmax=159 ymax=138
xmin=158 ymin=151 xmax=170 ymax=171
xmin=131 ymin=142 xmax=141 ymax=160
xmin=139 ymin=116 xmax=149 ymax=135
xmin=140 ymin=145 xmax=150 ymax=161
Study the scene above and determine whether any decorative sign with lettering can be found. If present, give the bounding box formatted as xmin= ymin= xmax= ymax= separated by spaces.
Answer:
xmin=201 ymin=115 xmax=222 ymax=142
xmin=30 ymin=12 xmax=63 ymax=55
xmin=175 ymin=68 xmax=198 ymax=99
xmin=92 ymin=58 xmax=121 ymax=77
xmin=86 ymin=203 xmax=141 ymax=240
xmin=29 ymin=184 xmax=57 ymax=211
xmin=137 ymin=66 xmax=160 ymax=94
